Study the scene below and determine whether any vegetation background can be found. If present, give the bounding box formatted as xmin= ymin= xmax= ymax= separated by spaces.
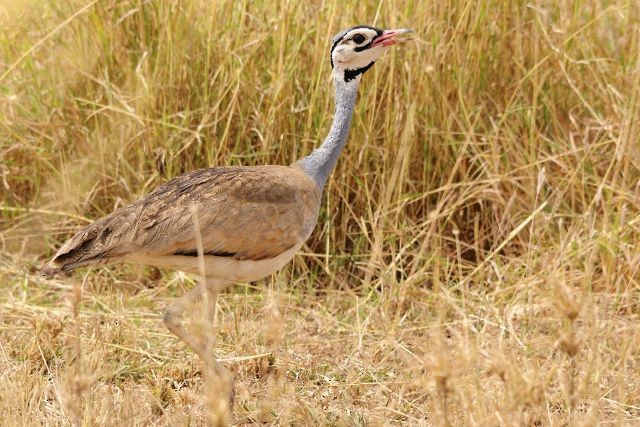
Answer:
xmin=1 ymin=0 xmax=639 ymax=424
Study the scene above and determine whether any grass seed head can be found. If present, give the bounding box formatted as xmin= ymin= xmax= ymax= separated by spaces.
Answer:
xmin=556 ymin=330 xmax=581 ymax=358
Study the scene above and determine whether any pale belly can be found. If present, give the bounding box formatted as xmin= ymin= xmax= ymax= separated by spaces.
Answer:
xmin=129 ymin=242 xmax=304 ymax=284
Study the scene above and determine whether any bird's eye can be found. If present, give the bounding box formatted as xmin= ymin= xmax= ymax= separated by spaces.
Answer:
xmin=352 ymin=34 xmax=366 ymax=44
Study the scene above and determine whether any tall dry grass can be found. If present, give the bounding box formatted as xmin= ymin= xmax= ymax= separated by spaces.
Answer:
xmin=1 ymin=0 xmax=639 ymax=424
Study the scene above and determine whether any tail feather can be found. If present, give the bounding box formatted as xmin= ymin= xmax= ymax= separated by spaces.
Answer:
xmin=38 ymin=262 xmax=62 ymax=277
xmin=39 ymin=211 xmax=130 ymax=276
xmin=39 ymin=256 xmax=105 ymax=276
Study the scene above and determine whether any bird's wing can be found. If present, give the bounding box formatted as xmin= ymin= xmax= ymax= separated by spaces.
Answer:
xmin=40 ymin=165 xmax=321 ymax=274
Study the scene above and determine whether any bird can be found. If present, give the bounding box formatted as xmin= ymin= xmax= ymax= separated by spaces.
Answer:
xmin=39 ymin=24 xmax=412 ymax=413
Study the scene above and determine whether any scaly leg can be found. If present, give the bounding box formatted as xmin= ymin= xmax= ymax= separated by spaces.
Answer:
xmin=162 ymin=283 xmax=208 ymax=360
xmin=202 ymin=281 xmax=218 ymax=357
xmin=162 ymin=279 xmax=234 ymax=424
xmin=202 ymin=279 xmax=234 ymax=425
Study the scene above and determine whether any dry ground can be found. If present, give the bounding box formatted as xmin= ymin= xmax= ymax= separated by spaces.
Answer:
xmin=1 ymin=0 xmax=640 ymax=425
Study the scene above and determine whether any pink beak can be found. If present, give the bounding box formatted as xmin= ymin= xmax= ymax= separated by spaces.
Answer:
xmin=372 ymin=28 xmax=414 ymax=47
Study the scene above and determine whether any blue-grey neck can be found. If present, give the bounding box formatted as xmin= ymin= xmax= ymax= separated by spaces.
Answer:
xmin=297 ymin=75 xmax=359 ymax=189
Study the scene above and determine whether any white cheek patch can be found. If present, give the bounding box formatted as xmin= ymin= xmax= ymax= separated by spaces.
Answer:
xmin=333 ymin=46 xmax=353 ymax=64
xmin=344 ymin=47 xmax=383 ymax=70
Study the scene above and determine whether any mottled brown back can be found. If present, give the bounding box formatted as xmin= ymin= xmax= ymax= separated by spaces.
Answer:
xmin=40 ymin=165 xmax=321 ymax=275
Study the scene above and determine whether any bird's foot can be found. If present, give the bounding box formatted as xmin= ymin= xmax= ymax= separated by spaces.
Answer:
xmin=203 ymin=361 xmax=235 ymax=425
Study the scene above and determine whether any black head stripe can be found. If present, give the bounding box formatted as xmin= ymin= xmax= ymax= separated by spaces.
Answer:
xmin=330 ymin=28 xmax=352 ymax=68
xmin=347 ymin=25 xmax=383 ymax=34
xmin=344 ymin=61 xmax=375 ymax=82
xmin=354 ymin=41 xmax=373 ymax=52
xmin=354 ymin=27 xmax=383 ymax=52
xmin=330 ymin=37 xmax=341 ymax=68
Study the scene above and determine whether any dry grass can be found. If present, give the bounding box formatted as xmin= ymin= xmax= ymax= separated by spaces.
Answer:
xmin=1 ymin=0 xmax=640 ymax=425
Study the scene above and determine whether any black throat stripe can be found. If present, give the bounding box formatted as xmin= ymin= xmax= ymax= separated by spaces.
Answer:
xmin=344 ymin=61 xmax=375 ymax=82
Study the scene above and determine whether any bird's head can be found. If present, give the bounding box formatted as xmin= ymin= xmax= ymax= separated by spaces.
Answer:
xmin=330 ymin=25 xmax=413 ymax=84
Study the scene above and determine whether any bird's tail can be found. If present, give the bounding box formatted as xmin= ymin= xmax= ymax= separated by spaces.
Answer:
xmin=38 ymin=261 xmax=63 ymax=276
xmin=38 ymin=213 xmax=124 ymax=277
xmin=38 ymin=255 xmax=101 ymax=276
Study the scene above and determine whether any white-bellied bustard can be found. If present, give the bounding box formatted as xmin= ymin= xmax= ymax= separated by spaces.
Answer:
xmin=40 ymin=25 xmax=412 ymax=418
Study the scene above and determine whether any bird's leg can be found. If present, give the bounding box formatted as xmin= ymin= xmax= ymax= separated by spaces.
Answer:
xmin=202 ymin=279 xmax=234 ymax=425
xmin=163 ymin=279 xmax=233 ymax=423
xmin=162 ymin=283 xmax=209 ymax=361
xmin=202 ymin=280 xmax=218 ymax=357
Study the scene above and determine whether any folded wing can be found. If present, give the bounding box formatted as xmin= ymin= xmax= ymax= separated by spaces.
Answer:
xmin=40 ymin=165 xmax=321 ymax=275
